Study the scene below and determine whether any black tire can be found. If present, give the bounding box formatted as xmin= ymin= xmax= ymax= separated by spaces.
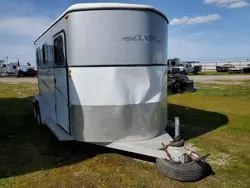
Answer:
xmin=156 ymin=158 xmax=209 ymax=182
xmin=193 ymin=66 xmax=199 ymax=75
xmin=33 ymin=101 xmax=42 ymax=128
xmin=33 ymin=102 xmax=38 ymax=120
xmin=171 ymin=74 xmax=189 ymax=81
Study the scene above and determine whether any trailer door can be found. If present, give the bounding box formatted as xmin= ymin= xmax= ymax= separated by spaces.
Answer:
xmin=53 ymin=32 xmax=70 ymax=133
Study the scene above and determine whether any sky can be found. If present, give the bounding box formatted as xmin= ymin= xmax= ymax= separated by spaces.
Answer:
xmin=0 ymin=0 xmax=249 ymax=65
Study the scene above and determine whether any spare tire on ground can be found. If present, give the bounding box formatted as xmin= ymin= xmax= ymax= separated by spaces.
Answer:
xmin=169 ymin=74 xmax=189 ymax=81
xmin=156 ymin=158 xmax=210 ymax=182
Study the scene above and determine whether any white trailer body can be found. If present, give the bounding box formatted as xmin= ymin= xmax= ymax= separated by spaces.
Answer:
xmin=33 ymin=3 xmax=171 ymax=158
xmin=7 ymin=63 xmax=18 ymax=74
xmin=0 ymin=62 xmax=17 ymax=74
xmin=0 ymin=63 xmax=7 ymax=73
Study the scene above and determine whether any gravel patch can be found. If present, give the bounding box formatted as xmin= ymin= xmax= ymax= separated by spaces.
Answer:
xmin=0 ymin=77 xmax=37 ymax=84
xmin=189 ymin=75 xmax=250 ymax=84
xmin=195 ymin=81 xmax=243 ymax=85
xmin=1 ymin=75 xmax=249 ymax=85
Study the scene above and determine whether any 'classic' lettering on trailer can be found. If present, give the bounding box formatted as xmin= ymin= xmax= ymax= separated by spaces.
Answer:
xmin=121 ymin=34 xmax=161 ymax=44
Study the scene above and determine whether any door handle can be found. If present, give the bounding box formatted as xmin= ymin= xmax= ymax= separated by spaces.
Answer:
xmin=54 ymin=78 xmax=56 ymax=84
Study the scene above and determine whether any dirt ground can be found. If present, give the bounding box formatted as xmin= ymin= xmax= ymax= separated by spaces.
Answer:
xmin=189 ymin=75 xmax=250 ymax=84
xmin=0 ymin=75 xmax=249 ymax=85
xmin=0 ymin=77 xmax=37 ymax=84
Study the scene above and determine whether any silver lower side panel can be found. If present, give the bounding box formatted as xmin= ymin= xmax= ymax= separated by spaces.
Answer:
xmin=70 ymin=102 xmax=168 ymax=142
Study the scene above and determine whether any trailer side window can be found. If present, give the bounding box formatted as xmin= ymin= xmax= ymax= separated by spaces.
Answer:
xmin=42 ymin=45 xmax=46 ymax=64
xmin=42 ymin=44 xmax=48 ymax=65
xmin=36 ymin=48 xmax=41 ymax=66
xmin=54 ymin=36 xmax=65 ymax=66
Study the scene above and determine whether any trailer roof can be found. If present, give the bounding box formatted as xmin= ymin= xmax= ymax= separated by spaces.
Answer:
xmin=69 ymin=3 xmax=156 ymax=10
xmin=34 ymin=3 xmax=168 ymax=42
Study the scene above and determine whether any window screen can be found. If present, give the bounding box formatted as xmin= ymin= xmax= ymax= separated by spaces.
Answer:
xmin=36 ymin=48 xmax=41 ymax=66
xmin=42 ymin=44 xmax=47 ymax=64
xmin=54 ymin=35 xmax=65 ymax=66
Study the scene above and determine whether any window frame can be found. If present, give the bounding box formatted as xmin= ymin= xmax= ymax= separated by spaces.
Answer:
xmin=53 ymin=35 xmax=66 ymax=67
xmin=42 ymin=44 xmax=49 ymax=65
xmin=36 ymin=48 xmax=41 ymax=67
xmin=171 ymin=61 xmax=176 ymax=66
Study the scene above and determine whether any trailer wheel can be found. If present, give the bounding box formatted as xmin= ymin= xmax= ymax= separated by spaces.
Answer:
xmin=33 ymin=101 xmax=42 ymax=128
xmin=33 ymin=103 xmax=37 ymax=120
xmin=156 ymin=158 xmax=209 ymax=182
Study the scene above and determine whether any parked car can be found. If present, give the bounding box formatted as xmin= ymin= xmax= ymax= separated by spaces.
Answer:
xmin=242 ymin=64 xmax=250 ymax=73
xmin=228 ymin=67 xmax=242 ymax=74
xmin=167 ymin=58 xmax=180 ymax=74
xmin=17 ymin=66 xmax=37 ymax=77
xmin=170 ymin=62 xmax=202 ymax=75
xmin=216 ymin=63 xmax=235 ymax=72
xmin=227 ymin=63 xmax=250 ymax=74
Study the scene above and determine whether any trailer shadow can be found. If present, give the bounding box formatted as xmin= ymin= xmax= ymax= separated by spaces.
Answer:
xmin=0 ymin=96 xmax=154 ymax=179
xmin=166 ymin=103 xmax=229 ymax=140
xmin=0 ymin=96 xmax=225 ymax=179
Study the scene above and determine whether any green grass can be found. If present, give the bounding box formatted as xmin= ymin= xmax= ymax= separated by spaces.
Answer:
xmin=194 ymin=82 xmax=250 ymax=98
xmin=191 ymin=71 xmax=229 ymax=76
xmin=0 ymin=81 xmax=250 ymax=188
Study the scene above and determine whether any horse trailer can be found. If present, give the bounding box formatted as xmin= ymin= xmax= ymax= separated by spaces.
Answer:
xmin=32 ymin=4 xmax=206 ymax=179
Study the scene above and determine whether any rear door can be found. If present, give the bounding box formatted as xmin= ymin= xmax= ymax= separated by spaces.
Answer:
xmin=53 ymin=32 xmax=70 ymax=133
